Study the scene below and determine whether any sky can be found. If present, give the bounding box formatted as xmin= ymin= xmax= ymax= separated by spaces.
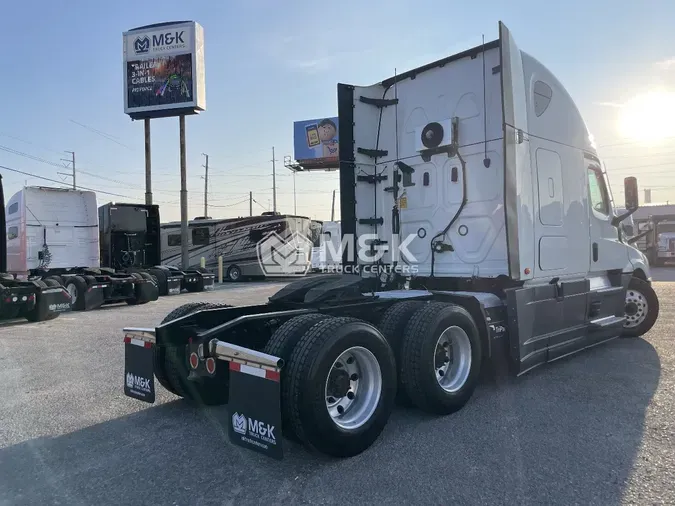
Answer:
xmin=1 ymin=0 xmax=675 ymax=222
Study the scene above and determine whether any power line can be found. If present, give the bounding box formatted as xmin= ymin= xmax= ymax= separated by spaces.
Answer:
xmin=209 ymin=198 xmax=251 ymax=209
xmin=68 ymin=119 xmax=135 ymax=151
xmin=0 ymin=164 xmax=177 ymax=204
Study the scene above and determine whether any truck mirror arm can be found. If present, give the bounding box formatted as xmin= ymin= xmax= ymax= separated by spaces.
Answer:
xmin=611 ymin=208 xmax=637 ymax=228
xmin=627 ymin=228 xmax=651 ymax=245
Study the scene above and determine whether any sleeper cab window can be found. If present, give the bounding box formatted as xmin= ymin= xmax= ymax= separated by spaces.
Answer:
xmin=587 ymin=166 xmax=610 ymax=216
xmin=7 ymin=226 xmax=18 ymax=240
xmin=7 ymin=202 xmax=18 ymax=215
xmin=192 ymin=227 xmax=210 ymax=246
xmin=168 ymin=234 xmax=181 ymax=246
xmin=533 ymin=81 xmax=552 ymax=117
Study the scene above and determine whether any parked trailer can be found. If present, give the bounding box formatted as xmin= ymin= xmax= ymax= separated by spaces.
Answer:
xmin=122 ymin=22 xmax=658 ymax=459
xmin=98 ymin=202 xmax=215 ymax=295
xmin=310 ymin=220 xmax=342 ymax=272
xmin=0 ymin=175 xmax=72 ymax=321
xmin=160 ymin=212 xmax=313 ymax=281
xmin=6 ymin=186 xmax=158 ymax=310
xmin=636 ymin=214 xmax=675 ymax=267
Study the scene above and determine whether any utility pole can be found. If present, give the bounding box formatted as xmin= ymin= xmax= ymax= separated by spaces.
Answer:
xmin=271 ymin=146 xmax=277 ymax=213
xmin=59 ymin=151 xmax=76 ymax=189
xmin=293 ymin=171 xmax=297 ymax=215
xmin=201 ymin=153 xmax=209 ymax=217
xmin=331 ymin=190 xmax=336 ymax=221
xmin=249 ymin=191 xmax=253 ymax=216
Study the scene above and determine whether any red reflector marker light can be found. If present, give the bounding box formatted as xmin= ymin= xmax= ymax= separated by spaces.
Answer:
xmin=205 ymin=357 xmax=216 ymax=374
xmin=189 ymin=352 xmax=199 ymax=369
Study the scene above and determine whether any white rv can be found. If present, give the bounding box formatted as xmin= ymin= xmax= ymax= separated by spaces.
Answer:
xmin=161 ymin=213 xmax=314 ymax=281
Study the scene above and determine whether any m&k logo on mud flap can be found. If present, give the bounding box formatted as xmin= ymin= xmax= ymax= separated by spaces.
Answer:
xmin=126 ymin=372 xmax=151 ymax=393
xmin=48 ymin=303 xmax=71 ymax=312
xmin=232 ymin=412 xmax=277 ymax=444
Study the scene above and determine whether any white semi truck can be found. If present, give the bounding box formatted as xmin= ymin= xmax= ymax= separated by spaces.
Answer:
xmin=121 ymin=22 xmax=657 ymax=460
xmin=6 ymin=186 xmax=158 ymax=310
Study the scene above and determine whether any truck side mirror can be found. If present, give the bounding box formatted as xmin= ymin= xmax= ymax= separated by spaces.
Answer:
xmin=624 ymin=177 xmax=639 ymax=211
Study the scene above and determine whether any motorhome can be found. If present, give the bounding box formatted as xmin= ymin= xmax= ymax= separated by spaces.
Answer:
xmin=160 ymin=213 xmax=314 ymax=281
xmin=6 ymin=186 xmax=157 ymax=310
xmin=122 ymin=22 xmax=657 ymax=461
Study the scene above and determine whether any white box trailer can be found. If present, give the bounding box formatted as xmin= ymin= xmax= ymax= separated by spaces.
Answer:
xmin=6 ymin=186 xmax=158 ymax=310
xmin=121 ymin=22 xmax=657 ymax=460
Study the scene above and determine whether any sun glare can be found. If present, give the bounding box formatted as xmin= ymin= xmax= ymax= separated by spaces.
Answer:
xmin=618 ymin=91 xmax=675 ymax=145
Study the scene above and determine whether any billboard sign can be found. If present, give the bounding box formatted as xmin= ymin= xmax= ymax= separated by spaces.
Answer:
xmin=293 ymin=117 xmax=339 ymax=169
xmin=123 ymin=21 xmax=206 ymax=119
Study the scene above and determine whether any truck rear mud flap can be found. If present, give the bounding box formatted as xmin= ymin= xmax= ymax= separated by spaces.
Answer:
xmin=83 ymin=284 xmax=108 ymax=311
xmin=166 ymin=276 xmax=182 ymax=295
xmin=38 ymin=286 xmax=72 ymax=316
xmin=135 ymin=280 xmax=159 ymax=303
xmin=183 ymin=272 xmax=216 ymax=292
xmin=123 ymin=328 xmax=284 ymax=459
xmin=201 ymin=274 xmax=215 ymax=291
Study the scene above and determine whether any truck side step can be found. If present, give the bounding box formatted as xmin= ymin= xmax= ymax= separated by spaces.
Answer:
xmin=589 ymin=315 xmax=625 ymax=329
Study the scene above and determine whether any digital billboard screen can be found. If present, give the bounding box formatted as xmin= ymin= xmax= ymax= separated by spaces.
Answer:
xmin=293 ymin=117 xmax=339 ymax=169
xmin=123 ymin=21 xmax=205 ymax=119
xmin=126 ymin=54 xmax=194 ymax=109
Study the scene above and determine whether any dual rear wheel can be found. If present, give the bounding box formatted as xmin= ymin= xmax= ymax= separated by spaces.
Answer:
xmin=262 ymin=301 xmax=482 ymax=457
xmin=155 ymin=300 xmax=483 ymax=458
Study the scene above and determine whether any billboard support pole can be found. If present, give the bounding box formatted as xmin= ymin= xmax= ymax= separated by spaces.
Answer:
xmin=144 ymin=118 xmax=152 ymax=205
xmin=179 ymin=115 xmax=189 ymax=270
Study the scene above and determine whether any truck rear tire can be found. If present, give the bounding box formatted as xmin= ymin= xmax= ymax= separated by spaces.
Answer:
xmin=64 ymin=276 xmax=87 ymax=311
xmin=399 ymin=302 xmax=482 ymax=415
xmin=262 ymin=313 xmax=332 ymax=440
xmin=155 ymin=302 xmax=214 ymax=395
xmin=378 ymin=300 xmax=426 ymax=405
xmin=162 ymin=302 xmax=234 ymax=405
xmin=44 ymin=275 xmax=63 ymax=286
xmin=283 ymin=317 xmax=397 ymax=457
xmin=622 ymin=277 xmax=659 ymax=337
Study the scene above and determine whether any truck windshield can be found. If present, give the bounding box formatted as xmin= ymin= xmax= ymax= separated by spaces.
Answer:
xmin=110 ymin=207 xmax=147 ymax=232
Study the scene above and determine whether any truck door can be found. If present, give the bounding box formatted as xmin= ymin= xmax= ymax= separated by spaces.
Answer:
xmin=586 ymin=163 xmax=619 ymax=276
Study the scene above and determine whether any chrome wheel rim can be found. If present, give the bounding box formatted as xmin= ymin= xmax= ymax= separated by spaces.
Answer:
xmin=434 ymin=326 xmax=472 ymax=393
xmin=625 ymin=289 xmax=648 ymax=328
xmin=324 ymin=346 xmax=382 ymax=431
xmin=67 ymin=284 xmax=78 ymax=304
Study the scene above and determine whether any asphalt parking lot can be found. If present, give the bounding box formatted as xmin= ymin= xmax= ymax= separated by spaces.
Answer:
xmin=0 ymin=275 xmax=673 ymax=506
